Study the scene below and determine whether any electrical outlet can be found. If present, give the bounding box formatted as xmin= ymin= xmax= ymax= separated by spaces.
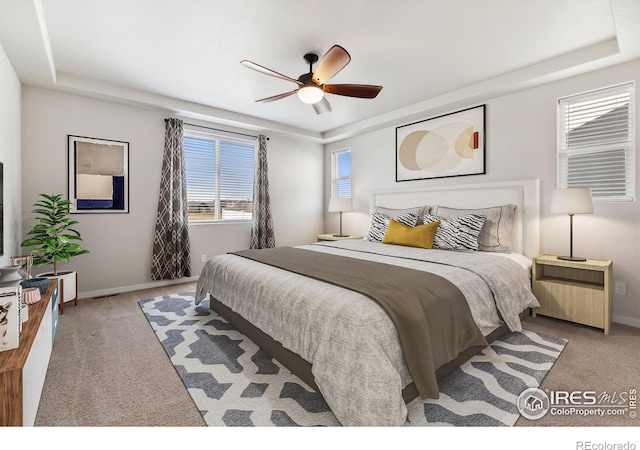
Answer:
xmin=200 ymin=254 xmax=207 ymax=263
xmin=615 ymin=282 xmax=627 ymax=295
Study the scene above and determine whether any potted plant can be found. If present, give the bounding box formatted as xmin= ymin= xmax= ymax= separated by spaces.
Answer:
xmin=21 ymin=194 xmax=89 ymax=312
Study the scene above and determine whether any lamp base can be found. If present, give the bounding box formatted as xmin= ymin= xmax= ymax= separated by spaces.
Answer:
xmin=332 ymin=233 xmax=349 ymax=237
xmin=557 ymin=255 xmax=587 ymax=262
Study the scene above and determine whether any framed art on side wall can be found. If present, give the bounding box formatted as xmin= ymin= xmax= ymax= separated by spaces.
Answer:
xmin=396 ymin=104 xmax=486 ymax=182
xmin=68 ymin=135 xmax=129 ymax=213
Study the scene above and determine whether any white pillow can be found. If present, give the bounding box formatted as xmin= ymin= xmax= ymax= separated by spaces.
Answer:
xmin=376 ymin=205 xmax=430 ymax=224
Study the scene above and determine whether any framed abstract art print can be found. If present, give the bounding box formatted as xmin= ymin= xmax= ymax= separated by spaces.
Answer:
xmin=68 ymin=135 xmax=129 ymax=213
xmin=396 ymin=105 xmax=486 ymax=182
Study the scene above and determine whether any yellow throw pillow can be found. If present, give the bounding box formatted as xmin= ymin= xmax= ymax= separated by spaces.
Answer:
xmin=382 ymin=219 xmax=440 ymax=249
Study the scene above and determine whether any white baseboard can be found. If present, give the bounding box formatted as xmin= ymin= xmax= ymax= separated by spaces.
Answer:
xmin=78 ymin=276 xmax=200 ymax=299
xmin=613 ymin=314 xmax=640 ymax=329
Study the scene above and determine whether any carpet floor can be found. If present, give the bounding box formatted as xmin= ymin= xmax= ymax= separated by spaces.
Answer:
xmin=139 ymin=291 xmax=566 ymax=427
xmin=33 ymin=280 xmax=640 ymax=431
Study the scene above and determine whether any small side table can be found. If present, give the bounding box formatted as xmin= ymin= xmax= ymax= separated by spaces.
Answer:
xmin=316 ymin=234 xmax=363 ymax=242
xmin=532 ymin=254 xmax=613 ymax=334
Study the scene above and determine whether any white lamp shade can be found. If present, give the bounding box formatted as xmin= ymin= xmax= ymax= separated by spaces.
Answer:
xmin=328 ymin=197 xmax=353 ymax=213
xmin=550 ymin=188 xmax=594 ymax=214
xmin=297 ymin=86 xmax=324 ymax=104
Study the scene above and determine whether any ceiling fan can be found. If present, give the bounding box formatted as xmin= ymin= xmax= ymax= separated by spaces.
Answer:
xmin=241 ymin=45 xmax=383 ymax=114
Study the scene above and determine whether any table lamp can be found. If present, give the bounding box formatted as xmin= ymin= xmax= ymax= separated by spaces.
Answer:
xmin=328 ymin=198 xmax=353 ymax=237
xmin=550 ymin=188 xmax=594 ymax=262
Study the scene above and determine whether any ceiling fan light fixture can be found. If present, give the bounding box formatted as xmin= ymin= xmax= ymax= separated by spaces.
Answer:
xmin=297 ymin=85 xmax=324 ymax=104
xmin=242 ymin=45 xmax=382 ymax=114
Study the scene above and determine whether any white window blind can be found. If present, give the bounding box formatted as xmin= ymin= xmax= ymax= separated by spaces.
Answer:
xmin=184 ymin=130 xmax=255 ymax=221
xmin=557 ymin=82 xmax=635 ymax=202
xmin=331 ymin=149 xmax=352 ymax=198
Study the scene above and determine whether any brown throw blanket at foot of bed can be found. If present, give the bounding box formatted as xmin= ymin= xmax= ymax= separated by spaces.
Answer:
xmin=232 ymin=246 xmax=488 ymax=399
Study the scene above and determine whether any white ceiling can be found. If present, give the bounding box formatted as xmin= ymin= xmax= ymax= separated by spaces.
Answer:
xmin=0 ymin=0 xmax=638 ymax=142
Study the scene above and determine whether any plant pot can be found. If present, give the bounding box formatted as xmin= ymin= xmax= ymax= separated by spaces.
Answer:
xmin=37 ymin=270 xmax=78 ymax=314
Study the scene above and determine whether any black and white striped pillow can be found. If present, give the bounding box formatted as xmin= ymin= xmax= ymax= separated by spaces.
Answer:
xmin=423 ymin=213 xmax=486 ymax=251
xmin=364 ymin=212 xmax=419 ymax=242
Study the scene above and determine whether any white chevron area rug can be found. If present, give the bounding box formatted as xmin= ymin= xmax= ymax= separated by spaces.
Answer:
xmin=139 ymin=292 xmax=566 ymax=427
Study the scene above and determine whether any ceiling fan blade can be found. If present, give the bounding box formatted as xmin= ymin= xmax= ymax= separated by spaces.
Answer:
xmin=323 ymin=84 xmax=383 ymax=99
xmin=241 ymin=60 xmax=303 ymax=85
xmin=313 ymin=97 xmax=332 ymax=115
xmin=312 ymin=45 xmax=351 ymax=85
xmin=255 ymin=89 xmax=298 ymax=103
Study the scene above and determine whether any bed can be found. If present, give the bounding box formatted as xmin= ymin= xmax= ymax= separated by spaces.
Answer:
xmin=195 ymin=179 xmax=541 ymax=426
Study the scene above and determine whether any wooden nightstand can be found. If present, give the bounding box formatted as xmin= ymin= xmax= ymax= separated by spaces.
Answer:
xmin=532 ymin=254 xmax=613 ymax=334
xmin=316 ymin=234 xmax=363 ymax=242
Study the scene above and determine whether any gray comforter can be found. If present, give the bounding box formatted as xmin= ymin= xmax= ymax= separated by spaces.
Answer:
xmin=195 ymin=240 xmax=539 ymax=426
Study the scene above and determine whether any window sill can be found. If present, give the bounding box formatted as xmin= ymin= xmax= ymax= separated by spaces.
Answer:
xmin=188 ymin=220 xmax=252 ymax=226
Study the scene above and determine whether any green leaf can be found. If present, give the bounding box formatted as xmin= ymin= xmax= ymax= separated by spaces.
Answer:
xmin=22 ymin=193 xmax=89 ymax=269
xmin=21 ymin=238 xmax=42 ymax=247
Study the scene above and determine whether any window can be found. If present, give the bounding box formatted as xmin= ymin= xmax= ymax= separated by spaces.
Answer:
xmin=331 ymin=149 xmax=351 ymax=198
xmin=183 ymin=130 xmax=255 ymax=222
xmin=557 ymin=82 xmax=635 ymax=202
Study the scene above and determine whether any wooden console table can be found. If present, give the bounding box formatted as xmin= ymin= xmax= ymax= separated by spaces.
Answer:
xmin=0 ymin=279 xmax=57 ymax=426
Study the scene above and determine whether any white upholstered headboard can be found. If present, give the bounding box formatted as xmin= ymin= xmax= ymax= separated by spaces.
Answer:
xmin=370 ymin=179 xmax=540 ymax=258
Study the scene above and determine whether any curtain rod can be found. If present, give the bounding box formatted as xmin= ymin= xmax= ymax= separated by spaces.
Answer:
xmin=165 ymin=119 xmax=268 ymax=140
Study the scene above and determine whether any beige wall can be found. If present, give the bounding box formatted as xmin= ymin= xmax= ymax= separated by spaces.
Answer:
xmin=325 ymin=59 xmax=640 ymax=327
xmin=21 ymin=87 xmax=324 ymax=297
xmin=0 ymin=44 xmax=22 ymax=266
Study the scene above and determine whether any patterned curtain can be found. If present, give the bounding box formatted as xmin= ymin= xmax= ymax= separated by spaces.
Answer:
xmin=151 ymin=118 xmax=192 ymax=279
xmin=250 ymin=135 xmax=276 ymax=249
